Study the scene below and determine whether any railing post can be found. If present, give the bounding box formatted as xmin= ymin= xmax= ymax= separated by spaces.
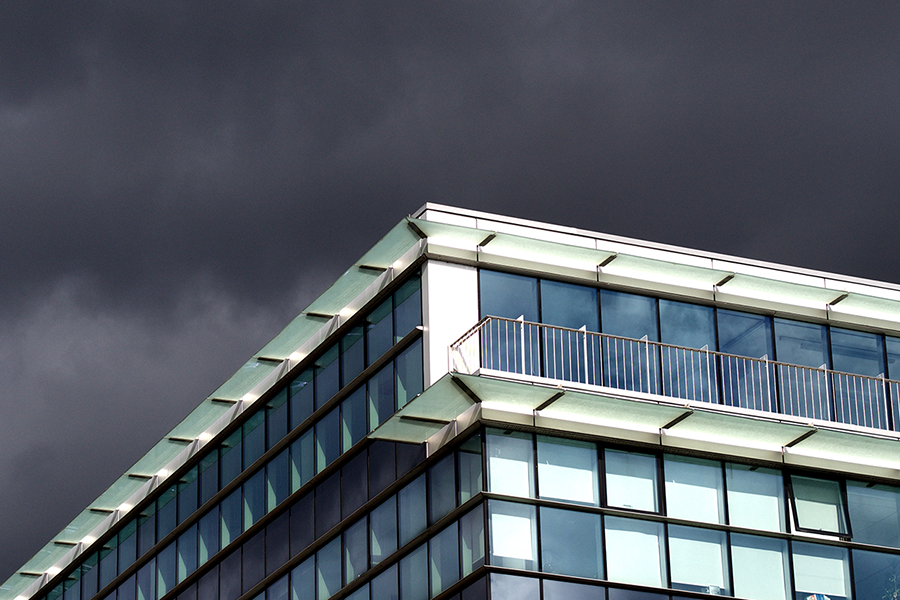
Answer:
xmin=702 ymin=345 xmax=712 ymax=404
xmin=518 ymin=315 xmax=525 ymax=375
xmin=581 ymin=326 xmax=588 ymax=384
xmin=643 ymin=335 xmax=651 ymax=393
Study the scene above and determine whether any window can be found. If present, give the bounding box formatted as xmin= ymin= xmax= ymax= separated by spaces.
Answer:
xmin=604 ymin=516 xmax=666 ymax=588
xmin=668 ymin=525 xmax=729 ymax=595
xmin=488 ymin=501 xmax=537 ymax=571
xmin=731 ymin=534 xmax=790 ymax=600
xmin=664 ymin=455 xmax=725 ymax=524
xmin=537 ymin=436 xmax=599 ymax=506
xmin=792 ymin=542 xmax=851 ymax=600
xmin=847 ymin=481 xmax=900 ymax=548
xmin=791 ymin=475 xmax=849 ymax=535
xmin=605 ymin=449 xmax=658 ymax=512
xmin=486 ymin=430 xmax=535 ymax=498
xmin=725 ymin=463 xmax=785 ymax=532
xmin=539 ymin=507 xmax=603 ymax=579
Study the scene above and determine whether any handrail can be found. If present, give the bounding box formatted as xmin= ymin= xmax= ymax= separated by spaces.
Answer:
xmin=449 ymin=316 xmax=899 ymax=432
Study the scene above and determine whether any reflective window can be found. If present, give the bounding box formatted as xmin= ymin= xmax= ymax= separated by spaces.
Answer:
xmin=542 ymin=580 xmax=605 ymax=600
xmin=316 ymin=537 xmax=341 ymax=600
xmin=289 ymin=369 xmax=314 ymax=431
xmin=220 ymin=489 xmax=241 ymax=546
xmin=604 ymin=449 xmax=658 ymax=512
xmin=600 ymin=290 xmax=659 ymax=394
xmin=370 ymin=564 xmax=398 ymax=600
xmin=537 ymin=436 xmax=598 ymax=506
xmin=791 ymin=475 xmax=849 ymax=535
xmin=394 ymin=276 xmax=422 ymax=341
xmin=341 ymin=387 xmax=367 ymax=452
xmin=539 ymin=507 xmax=603 ymax=579
xmin=396 ymin=339 xmax=423 ymax=409
xmin=831 ymin=327 xmax=888 ymax=428
xmin=341 ymin=326 xmax=366 ymax=388
xmin=370 ymin=496 xmax=398 ymax=567
xmin=430 ymin=522 xmax=460 ymax=597
xmin=480 ymin=270 xmax=540 ymax=375
xmin=852 ymin=549 xmax=900 ymax=600
xmin=659 ymin=300 xmax=716 ymax=402
xmin=344 ymin=518 xmax=367 ymax=584
xmin=541 ymin=280 xmax=599 ymax=384
xmin=489 ymin=574 xmax=540 ymax=600
xmin=486 ymin=430 xmax=535 ymax=498
xmin=243 ymin=469 xmax=265 ymax=529
xmin=668 ymin=525 xmax=728 ymax=595
xmin=460 ymin=507 xmax=485 ymax=577
xmin=725 ymin=463 xmax=785 ymax=532
xmin=792 ymin=542 xmax=851 ymax=600
xmin=488 ymin=501 xmax=537 ymax=571
xmin=366 ymin=299 xmax=393 ymax=367
xmin=290 ymin=558 xmax=314 ymax=600
xmin=398 ymin=475 xmax=427 ymax=547
xmin=731 ymin=534 xmax=790 ymax=600
xmin=664 ymin=455 xmax=725 ymax=524
xmin=717 ymin=309 xmax=775 ymax=411
xmin=428 ymin=454 xmax=456 ymax=524
xmin=267 ymin=448 xmax=290 ymax=512
xmin=399 ymin=544 xmax=428 ymax=600
xmin=315 ymin=407 xmax=340 ymax=472
xmin=604 ymin=516 xmax=666 ymax=588
xmin=290 ymin=429 xmax=314 ymax=492
xmin=314 ymin=345 xmax=339 ymax=410
xmin=459 ymin=434 xmax=483 ymax=503
xmin=368 ymin=362 xmax=394 ymax=431
xmin=846 ymin=481 xmax=900 ymax=548
xmin=775 ymin=318 xmax=830 ymax=420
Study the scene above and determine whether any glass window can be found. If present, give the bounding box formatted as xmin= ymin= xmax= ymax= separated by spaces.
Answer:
xmin=664 ymin=455 xmax=725 ymax=524
xmin=157 ymin=486 xmax=177 ymax=540
xmin=345 ymin=584 xmax=368 ymax=600
xmin=341 ymin=326 xmax=366 ymax=388
xmin=791 ymin=475 xmax=849 ymax=535
xmin=394 ymin=276 xmax=422 ymax=341
xmin=539 ymin=507 xmax=603 ymax=579
xmin=99 ymin=543 xmax=117 ymax=590
xmin=600 ymin=290 xmax=659 ymax=394
xmin=659 ymin=300 xmax=716 ymax=402
xmin=366 ymin=299 xmax=393 ymax=366
xmin=156 ymin=543 xmax=176 ymax=600
xmin=289 ymin=369 xmax=314 ymax=430
xmin=399 ymin=544 xmax=428 ymax=600
xmin=459 ymin=434 xmax=483 ymax=503
xmin=429 ymin=454 xmax=456 ymax=524
xmin=726 ymin=463 xmax=785 ymax=532
xmin=730 ymin=534 xmax=790 ymax=600
xmin=486 ymin=430 xmax=534 ymax=498
xmin=267 ymin=389 xmax=289 ymax=451
xmin=199 ymin=452 xmax=219 ymax=507
xmin=315 ymin=473 xmax=341 ymax=537
xmin=220 ymin=488 xmax=242 ymax=546
xmin=399 ymin=475 xmax=427 ymax=546
xmin=603 ymin=516 xmax=666 ymax=588
xmin=792 ymin=542 xmax=851 ymax=600
xmin=847 ymin=481 xmax=900 ymax=548
xmin=198 ymin=509 xmax=218 ymax=566
xmin=219 ymin=551 xmax=241 ymax=600
xmin=717 ymin=309 xmax=775 ymax=411
xmin=316 ymin=537 xmax=341 ymax=600
xmin=488 ymin=501 xmax=537 ymax=571
xmin=118 ymin=520 xmax=137 ymax=573
xmin=370 ymin=564 xmax=398 ymax=600
xmin=541 ymin=280 xmax=599 ymax=384
xmin=81 ymin=554 xmax=99 ymax=600
xmin=852 ymin=549 xmax=900 ymax=600
xmin=368 ymin=362 xmax=394 ymax=431
xmin=342 ymin=451 xmax=368 ymax=519
xmin=220 ymin=431 xmax=242 ymax=488
xmin=290 ymin=557 xmax=314 ymax=600
xmin=176 ymin=524 xmax=197 ymax=582
xmin=266 ymin=512 xmax=290 ymax=576
xmin=775 ymin=318 xmax=831 ymax=420
xmin=604 ymin=449 xmax=658 ymax=512
xmin=396 ymin=339 xmax=423 ymax=409
xmin=291 ymin=428 xmax=314 ymax=493
xmin=137 ymin=506 xmax=157 ymax=558
xmin=537 ymin=436 xmax=598 ymax=506
xmin=342 ymin=386 xmax=367 ymax=452
xmin=136 ymin=558 xmax=154 ymax=600
xmin=244 ymin=469 xmax=266 ymax=529
xmin=370 ymin=496 xmax=398 ymax=568
xmin=315 ymin=407 xmax=340 ymax=472
xmin=542 ymin=580 xmax=604 ymax=600
xmin=314 ymin=345 xmax=339 ymax=410
xmin=460 ymin=506 xmax=485 ymax=577
xmin=344 ymin=517 xmax=368 ymax=585
xmin=197 ymin=567 xmax=217 ymax=600
xmin=368 ymin=441 xmax=396 ymax=498
xmin=242 ymin=532 xmax=265 ymax=594
xmin=490 ymin=575 xmax=540 ymax=600
xmin=480 ymin=270 xmax=540 ymax=375
xmin=243 ymin=411 xmax=266 ymax=469
xmin=290 ymin=493 xmax=314 ymax=557
xmin=668 ymin=525 xmax=729 ymax=595
xmin=267 ymin=448 xmax=290 ymax=512
xmin=268 ymin=576 xmax=289 ymax=600
xmin=831 ymin=327 xmax=888 ymax=428
xmin=430 ymin=522 xmax=460 ymax=597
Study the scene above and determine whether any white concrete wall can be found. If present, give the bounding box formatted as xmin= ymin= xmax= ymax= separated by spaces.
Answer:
xmin=422 ymin=260 xmax=479 ymax=388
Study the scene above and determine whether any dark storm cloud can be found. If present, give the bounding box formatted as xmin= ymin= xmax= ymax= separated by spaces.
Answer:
xmin=2 ymin=0 xmax=900 ymax=581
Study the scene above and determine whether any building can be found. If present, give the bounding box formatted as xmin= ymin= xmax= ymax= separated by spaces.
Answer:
xmin=5 ymin=203 xmax=900 ymax=600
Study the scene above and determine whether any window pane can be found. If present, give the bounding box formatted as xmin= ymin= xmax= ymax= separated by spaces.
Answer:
xmin=220 ymin=432 xmax=242 ymax=488
xmin=315 ymin=345 xmax=339 ymax=410
xmin=460 ymin=506 xmax=485 ymax=577
xmin=725 ymin=463 xmax=785 ymax=532
xmin=342 ymin=387 xmax=367 ymax=452
xmin=847 ymin=481 xmax=900 ymax=548
xmin=176 ymin=525 xmax=197 ymax=582
xmin=831 ymin=327 xmax=888 ymax=428
xmin=775 ymin=318 xmax=830 ymax=420
xmin=664 ymin=455 xmax=725 ymax=524
xmin=792 ymin=542 xmax=851 ymax=600
xmin=291 ymin=429 xmax=314 ymax=492
xmin=489 ymin=575 xmax=540 ymax=600
xmin=290 ymin=369 xmax=314 ymax=430
xmin=156 ymin=543 xmax=176 ymax=600
xmin=220 ymin=488 xmax=242 ymax=546
xmin=242 ymin=532 xmax=265 ymax=594
xmin=315 ymin=407 xmax=340 ymax=472
xmin=396 ymin=339 xmax=423 ymax=409
xmin=668 ymin=525 xmax=728 ymax=595
xmin=542 ymin=580 xmax=604 ymax=600
xmin=488 ymin=501 xmax=537 ymax=570
xmin=659 ymin=300 xmax=716 ymax=402
xmin=199 ymin=452 xmax=219 ymax=507
xmin=198 ymin=509 xmax=218 ymax=566
xmin=537 ymin=436 xmax=598 ymax=506
xmin=344 ymin=518 xmax=368 ymax=585
xmin=398 ymin=475 xmax=427 ymax=546
xmin=428 ymin=454 xmax=456 ymax=524
xmin=539 ymin=507 xmax=603 ymax=579
xmin=243 ymin=411 xmax=266 ymax=469
xmin=717 ymin=309 xmax=775 ymax=411
xmin=244 ymin=469 xmax=266 ymax=529
xmin=370 ymin=496 xmax=398 ymax=568
xmin=268 ymin=576 xmax=289 ymax=600
xmin=370 ymin=564 xmax=398 ymax=600
xmin=541 ymin=280 xmax=599 ymax=384
xmin=393 ymin=276 xmax=422 ymax=341
xmin=267 ymin=448 xmax=290 ymax=512
xmin=290 ymin=493 xmax=314 ymax=557
xmin=791 ymin=475 xmax=849 ymax=534
xmin=197 ymin=567 xmax=217 ymax=600
xmin=459 ymin=434 xmax=483 ymax=503
xmin=604 ymin=516 xmax=666 ymax=588
xmin=366 ymin=298 xmax=393 ymax=365
xmin=853 ymin=549 xmax=900 ymax=600
xmin=399 ymin=544 xmax=428 ymax=600
xmin=267 ymin=389 xmax=289 ymax=450
xmin=604 ymin=449 xmax=658 ymax=512
xmin=315 ymin=473 xmax=341 ymax=537
xmin=731 ymin=534 xmax=790 ymax=600
xmin=368 ymin=362 xmax=394 ymax=431
xmin=430 ymin=522 xmax=460 ymax=597
xmin=136 ymin=558 xmax=155 ymax=600
xmin=219 ymin=551 xmax=241 ymax=600
xmin=290 ymin=557 xmax=314 ymax=600
xmin=480 ymin=270 xmax=540 ymax=375
xmin=266 ymin=512 xmax=290 ymax=577
xmin=342 ymin=451 xmax=368 ymax=520
xmin=341 ymin=326 xmax=366 ymax=388
xmin=600 ymin=290 xmax=659 ymax=394
xmin=486 ymin=430 xmax=534 ymax=498
xmin=316 ymin=537 xmax=341 ymax=600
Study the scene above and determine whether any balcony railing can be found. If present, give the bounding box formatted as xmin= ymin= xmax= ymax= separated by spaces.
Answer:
xmin=450 ymin=316 xmax=900 ymax=432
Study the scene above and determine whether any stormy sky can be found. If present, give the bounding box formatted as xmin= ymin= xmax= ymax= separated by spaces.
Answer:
xmin=2 ymin=0 xmax=900 ymax=580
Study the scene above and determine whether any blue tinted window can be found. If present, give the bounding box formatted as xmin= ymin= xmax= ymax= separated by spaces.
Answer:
xmin=775 ymin=319 xmax=830 ymax=420
xmin=540 ymin=280 xmax=598 ymax=331
xmin=341 ymin=327 xmax=365 ymax=388
xmin=717 ymin=309 xmax=775 ymax=411
xmin=314 ymin=346 xmax=339 ymax=410
xmin=394 ymin=276 xmax=422 ymax=341
xmin=366 ymin=299 xmax=393 ymax=366
xmin=289 ymin=369 xmax=314 ymax=430
xmin=480 ymin=270 xmax=538 ymax=321
xmin=316 ymin=407 xmax=340 ymax=472
xmin=601 ymin=290 xmax=659 ymax=394
xmin=831 ymin=327 xmax=887 ymax=427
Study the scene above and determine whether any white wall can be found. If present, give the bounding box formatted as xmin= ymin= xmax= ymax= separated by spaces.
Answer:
xmin=422 ymin=260 xmax=479 ymax=388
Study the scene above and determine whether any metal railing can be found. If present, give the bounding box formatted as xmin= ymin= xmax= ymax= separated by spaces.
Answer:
xmin=450 ymin=316 xmax=900 ymax=432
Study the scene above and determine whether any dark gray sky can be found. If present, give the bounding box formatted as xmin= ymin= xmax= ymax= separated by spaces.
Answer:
xmin=2 ymin=0 xmax=900 ymax=581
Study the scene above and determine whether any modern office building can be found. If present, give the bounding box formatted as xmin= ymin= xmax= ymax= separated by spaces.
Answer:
xmin=6 ymin=204 xmax=900 ymax=600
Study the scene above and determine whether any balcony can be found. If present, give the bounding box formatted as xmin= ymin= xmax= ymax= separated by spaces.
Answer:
xmin=450 ymin=316 xmax=900 ymax=433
